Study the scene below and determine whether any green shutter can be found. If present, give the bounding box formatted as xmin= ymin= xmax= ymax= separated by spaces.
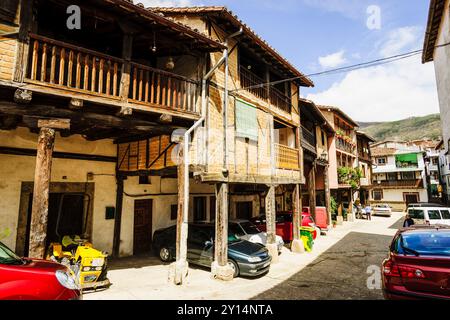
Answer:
xmin=235 ymin=99 xmax=258 ymax=141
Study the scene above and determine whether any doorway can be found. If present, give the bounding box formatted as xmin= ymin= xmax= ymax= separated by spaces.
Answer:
xmin=404 ymin=193 xmax=420 ymax=205
xmin=236 ymin=202 xmax=253 ymax=220
xmin=133 ymin=199 xmax=153 ymax=255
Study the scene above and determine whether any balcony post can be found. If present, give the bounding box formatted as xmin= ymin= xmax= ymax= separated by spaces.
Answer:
xmin=308 ymin=162 xmax=317 ymax=222
xmin=291 ymin=184 xmax=305 ymax=253
xmin=28 ymin=119 xmax=70 ymax=259
xmin=265 ymin=185 xmax=279 ymax=263
xmin=324 ymin=164 xmax=332 ymax=227
xmin=119 ymin=33 xmax=133 ymax=102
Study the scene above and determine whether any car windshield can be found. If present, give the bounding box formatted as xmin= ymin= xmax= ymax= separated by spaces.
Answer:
xmin=395 ymin=232 xmax=450 ymax=257
xmin=229 ymin=224 xmax=245 ymax=237
xmin=228 ymin=233 xmax=241 ymax=244
xmin=0 ymin=241 xmax=22 ymax=265
xmin=378 ymin=205 xmax=389 ymax=208
xmin=240 ymin=222 xmax=261 ymax=235
xmin=408 ymin=209 xmax=425 ymax=220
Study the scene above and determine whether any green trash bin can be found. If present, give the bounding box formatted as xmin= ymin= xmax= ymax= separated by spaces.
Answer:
xmin=300 ymin=226 xmax=315 ymax=252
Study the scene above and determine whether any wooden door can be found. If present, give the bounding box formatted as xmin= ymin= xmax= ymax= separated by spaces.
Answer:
xmin=133 ymin=199 xmax=153 ymax=255
xmin=404 ymin=193 xmax=419 ymax=206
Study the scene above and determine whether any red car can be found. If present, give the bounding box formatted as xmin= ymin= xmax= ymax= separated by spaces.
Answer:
xmin=302 ymin=207 xmax=329 ymax=232
xmin=0 ymin=241 xmax=81 ymax=300
xmin=250 ymin=212 xmax=317 ymax=243
xmin=382 ymin=225 xmax=450 ymax=300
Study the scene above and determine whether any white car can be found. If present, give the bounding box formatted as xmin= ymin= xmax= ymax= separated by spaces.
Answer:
xmin=372 ymin=204 xmax=392 ymax=217
xmin=407 ymin=206 xmax=450 ymax=226
xmin=229 ymin=220 xmax=284 ymax=254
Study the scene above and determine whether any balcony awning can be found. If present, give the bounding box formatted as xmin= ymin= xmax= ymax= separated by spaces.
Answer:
xmin=396 ymin=153 xmax=418 ymax=164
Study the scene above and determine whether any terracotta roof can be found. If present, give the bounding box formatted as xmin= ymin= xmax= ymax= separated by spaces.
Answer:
xmin=371 ymin=147 xmax=397 ymax=157
xmin=317 ymin=105 xmax=359 ymax=128
xmin=105 ymin=1 xmax=225 ymax=51
xmin=150 ymin=6 xmax=314 ymax=87
xmin=422 ymin=0 xmax=446 ymax=63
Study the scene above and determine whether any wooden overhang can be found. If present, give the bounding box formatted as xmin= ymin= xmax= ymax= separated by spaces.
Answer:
xmin=318 ymin=105 xmax=359 ymax=129
xmin=423 ymin=0 xmax=446 ymax=63
xmin=356 ymin=131 xmax=376 ymax=143
xmin=152 ymin=6 xmax=314 ymax=88
xmin=42 ymin=0 xmax=226 ymax=56
xmin=300 ymin=99 xmax=335 ymax=135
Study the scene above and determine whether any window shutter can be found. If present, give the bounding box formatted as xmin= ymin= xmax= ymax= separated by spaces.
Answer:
xmin=235 ymin=99 xmax=258 ymax=141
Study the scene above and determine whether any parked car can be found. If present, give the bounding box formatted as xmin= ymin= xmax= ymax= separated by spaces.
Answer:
xmin=250 ymin=212 xmax=317 ymax=243
xmin=408 ymin=203 xmax=446 ymax=208
xmin=373 ymin=204 xmax=392 ymax=217
xmin=407 ymin=206 xmax=450 ymax=226
xmin=0 ymin=241 xmax=81 ymax=300
xmin=228 ymin=220 xmax=284 ymax=254
xmin=382 ymin=225 xmax=450 ymax=300
xmin=152 ymin=224 xmax=271 ymax=278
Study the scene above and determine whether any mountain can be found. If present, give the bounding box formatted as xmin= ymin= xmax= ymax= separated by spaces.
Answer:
xmin=358 ymin=114 xmax=442 ymax=142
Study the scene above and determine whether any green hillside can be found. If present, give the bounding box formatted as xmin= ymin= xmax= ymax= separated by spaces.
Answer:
xmin=358 ymin=114 xmax=442 ymax=142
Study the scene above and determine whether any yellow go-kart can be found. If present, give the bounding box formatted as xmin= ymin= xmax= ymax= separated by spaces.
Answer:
xmin=47 ymin=235 xmax=111 ymax=291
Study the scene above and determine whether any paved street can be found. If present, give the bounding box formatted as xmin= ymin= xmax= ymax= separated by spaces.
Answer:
xmin=84 ymin=212 xmax=404 ymax=300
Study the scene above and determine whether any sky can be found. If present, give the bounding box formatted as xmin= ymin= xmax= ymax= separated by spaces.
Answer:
xmin=141 ymin=0 xmax=439 ymax=122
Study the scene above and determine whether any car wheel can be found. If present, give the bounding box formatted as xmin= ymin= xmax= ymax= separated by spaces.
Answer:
xmin=227 ymin=260 xmax=239 ymax=278
xmin=159 ymin=246 xmax=172 ymax=262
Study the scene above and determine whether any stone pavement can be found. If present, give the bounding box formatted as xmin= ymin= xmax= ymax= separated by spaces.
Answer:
xmin=84 ymin=212 xmax=405 ymax=300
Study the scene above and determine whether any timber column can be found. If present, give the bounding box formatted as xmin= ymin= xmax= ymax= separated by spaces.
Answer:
xmin=28 ymin=119 xmax=70 ymax=258
xmin=211 ymin=183 xmax=234 ymax=281
xmin=265 ymin=185 xmax=279 ymax=263
xmin=324 ymin=165 xmax=332 ymax=227
xmin=170 ymin=140 xmax=189 ymax=285
xmin=308 ymin=163 xmax=317 ymax=221
xmin=291 ymin=184 xmax=305 ymax=253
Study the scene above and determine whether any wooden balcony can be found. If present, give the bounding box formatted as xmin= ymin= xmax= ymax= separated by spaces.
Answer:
xmin=373 ymin=179 xmax=424 ymax=189
xmin=301 ymin=126 xmax=316 ymax=154
xmin=336 ymin=137 xmax=356 ymax=155
xmin=239 ymin=67 xmax=292 ymax=114
xmin=25 ymin=34 xmax=200 ymax=116
xmin=275 ymin=144 xmax=300 ymax=170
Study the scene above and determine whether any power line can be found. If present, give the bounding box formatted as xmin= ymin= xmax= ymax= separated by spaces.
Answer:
xmin=232 ymin=42 xmax=450 ymax=92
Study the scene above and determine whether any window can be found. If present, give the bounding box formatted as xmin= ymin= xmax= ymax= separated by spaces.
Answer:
xmin=321 ymin=130 xmax=325 ymax=146
xmin=139 ymin=175 xmax=151 ymax=185
xmin=396 ymin=153 xmax=418 ymax=168
xmin=373 ymin=189 xmax=383 ymax=201
xmin=210 ymin=196 xmax=216 ymax=222
xmin=440 ymin=210 xmax=450 ymax=219
xmin=401 ymin=172 xmax=416 ymax=180
xmin=387 ymin=173 xmax=397 ymax=181
xmin=408 ymin=209 xmax=424 ymax=220
xmin=377 ymin=157 xmax=387 ymax=165
xmin=235 ymin=99 xmax=258 ymax=141
xmin=170 ymin=204 xmax=178 ymax=220
xmin=428 ymin=210 xmax=442 ymax=220
xmin=193 ymin=197 xmax=207 ymax=222
xmin=394 ymin=232 xmax=450 ymax=257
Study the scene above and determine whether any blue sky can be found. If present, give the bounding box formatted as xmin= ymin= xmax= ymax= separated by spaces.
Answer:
xmin=144 ymin=0 xmax=439 ymax=122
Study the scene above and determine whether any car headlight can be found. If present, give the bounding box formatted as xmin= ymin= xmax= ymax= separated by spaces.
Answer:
xmin=248 ymin=256 xmax=262 ymax=263
xmin=56 ymin=270 xmax=80 ymax=290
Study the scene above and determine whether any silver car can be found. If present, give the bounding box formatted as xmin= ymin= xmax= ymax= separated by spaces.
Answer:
xmin=372 ymin=204 xmax=392 ymax=217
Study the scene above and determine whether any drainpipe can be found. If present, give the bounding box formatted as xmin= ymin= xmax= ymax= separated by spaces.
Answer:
xmin=223 ymin=27 xmax=243 ymax=174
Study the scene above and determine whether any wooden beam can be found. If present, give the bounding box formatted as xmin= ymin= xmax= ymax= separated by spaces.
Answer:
xmin=265 ymin=185 xmax=277 ymax=245
xmin=214 ymin=182 xmax=229 ymax=267
xmin=28 ymin=126 xmax=56 ymax=258
xmin=13 ymin=88 xmax=32 ymax=104
xmin=176 ymin=142 xmax=185 ymax=262
xmin=37 ymin=119 xmax=70 ymax=130
xmin=14 ymin=0 xmax=36 ymax=82
xmin=292 ymin=184 xmax=301 ymax=241
xmin=324 ymin=165 xmax=332 ymax=226
xmin=119 ymin=33 xmax=133 ymax=102
xmin=112 ymin=175 xmax=124 ymax=257
xmin=308 ymin=164 xmax=317 ymax=222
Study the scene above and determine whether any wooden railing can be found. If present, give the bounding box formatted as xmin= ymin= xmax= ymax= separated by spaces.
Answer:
xmin=129 ymin=62 xmax=200 ymax=114
xmin=26 ymin=34 xmax=123 ymax=99
xmin=336 ymin=137 xmax=356 ymax=155
xmin=301 ymin=126 xmax=316 ymax=149
xmin=373 ymin=180 xmax=423 ymax=188
xmin=25 ymin=34 xmax=201 ymax=116
xmin=239 ymin=67 xmax=268 ymax=101
xmin=239 ymin=67 xmax=292 ymax=114
xmin=275 ymin=144 xmax=300 ymax=170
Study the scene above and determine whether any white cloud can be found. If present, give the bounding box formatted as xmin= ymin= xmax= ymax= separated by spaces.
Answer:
xmin=318 ymin=50 xmax=348 ymax=68
xmin=139 ymin=0 xmax=193 ymax=7
xmin=379 ymin=26 xmax=422 ymax=57
xmin=307 ymin=26 xmax=439 ymax=122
